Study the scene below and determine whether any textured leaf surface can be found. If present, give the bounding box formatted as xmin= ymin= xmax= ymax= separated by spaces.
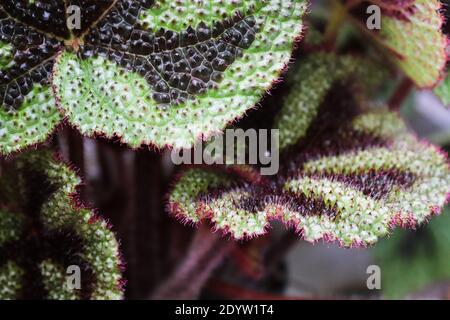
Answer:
xmin=0 ymin=1 xmax=307 ymax=154
xmin=273 ymin=52 xmax=385 ymax=150
xmin=53 ymin=0 xmax=307 ymax=149
xmin=0 ymin=14 xmax=62 ymax=155
xmin=358 ymin=0 xmax=447 ymax=88
xmin=0 ymin=151 xmax=123 ymax=300
xmin=168 ymin=53 xmax=450 ymax=246
xmin=169 ymin=110 xmax=450 ymax=246
xmin=375 ymin=207 xmax=450 ymax=298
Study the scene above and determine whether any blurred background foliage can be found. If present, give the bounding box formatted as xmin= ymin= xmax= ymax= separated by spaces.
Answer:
xmin=375 ymin=206 xmax=450 ymax=299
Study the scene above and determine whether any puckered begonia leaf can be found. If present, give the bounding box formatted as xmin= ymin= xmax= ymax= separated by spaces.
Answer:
xmin=169 ymin=110 xmax=450 ymax=246
xmin=168 ymin=53 xmax=450 ymax=247
xmin=273 ymin=52 xmax=385 ymax=150
xmin=0 ymin=151 xmax=123 ymax=299
xmin=0 ymin=18 xmax=62 ymax=156
xmin=0 ymin=0 xmax=308 ymax=155
xmin=352 ymin=0 xmax=447 ymax=88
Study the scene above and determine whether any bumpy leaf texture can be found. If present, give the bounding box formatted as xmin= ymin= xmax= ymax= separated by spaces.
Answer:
xmin=168 ymin=53 xmax=450 ymax=247
xmin=350 ymin=0 xmax=447 ymax=88
xmin=0 ymin=151 xmax=123 ymax=299
xmin=273 ymin=52 xmax=385 ymax=150
xmin=0 ymin=0 xmax=307 ymax=155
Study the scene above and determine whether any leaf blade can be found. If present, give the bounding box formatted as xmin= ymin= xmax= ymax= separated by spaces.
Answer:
xmin=0 ymin=151 xmax=124 ymax=300
xmin=54 ymin=0 xmax=308 ymax=148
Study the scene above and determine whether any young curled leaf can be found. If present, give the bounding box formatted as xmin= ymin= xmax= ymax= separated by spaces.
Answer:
xmin=0 ymin=151 xmax=123 ymax=300
xmin=350 ymin=0 xmax=447 ymax=88
xmin=168 ymin=108 xmax=450 ymax=246
xmin=0 ymin=26 xmax=62 ymax=156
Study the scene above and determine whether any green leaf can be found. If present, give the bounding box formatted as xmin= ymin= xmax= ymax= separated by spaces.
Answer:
xmin=53 ymin=0 xmax=308 ymax=148
xmin=354 ymin=0 xmax=447 ymax=88
xmin=0 ymin=151 xmax=123 ymax=300
xmin=169 ymin=109 xmax=450 ymax=246
xmin=168 ymin=54 xmax=450 ymax=246
xmin=0 ymin=0 xmax=307 ymax=155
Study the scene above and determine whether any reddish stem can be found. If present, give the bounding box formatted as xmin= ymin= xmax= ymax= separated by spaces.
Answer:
xmin=388 ymin=78 xmax=414 ymax=111
xmin=151 ymin=226 xmax=234 ymax=300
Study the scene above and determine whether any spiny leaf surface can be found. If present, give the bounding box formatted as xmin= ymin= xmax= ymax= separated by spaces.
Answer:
xmin=168 ymin=53 xmax=450 ymax=246
xmin=273 ymin=52 xmax=385 ymax=150
xmin=53 ymin=0 xmax=307 ymax=148
xmin=0 ymin=0 xmax=308 ymax=155
xmin=0 ymin=12 xmax=62 ymax=155
xmin=169 ymin=110 xmax=450 ymax=246
xmin=0 ymin=151 xmax=123 ymax=300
